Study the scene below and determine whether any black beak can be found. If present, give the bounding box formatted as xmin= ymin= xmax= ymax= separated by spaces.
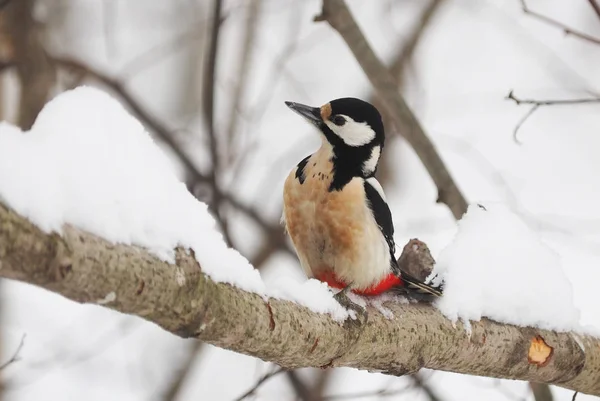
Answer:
xmin=285 ymin=101 xmax=322 ymax=125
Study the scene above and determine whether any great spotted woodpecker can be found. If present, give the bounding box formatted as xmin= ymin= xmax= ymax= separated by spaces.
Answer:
xmin=282 ymin=98 xmax=442 ymax=298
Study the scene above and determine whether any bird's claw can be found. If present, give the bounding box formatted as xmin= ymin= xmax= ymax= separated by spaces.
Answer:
xmin=334 ymin=285 xmax=367 ymax=320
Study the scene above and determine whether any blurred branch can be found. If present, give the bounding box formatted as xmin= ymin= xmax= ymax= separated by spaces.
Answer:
xmin=506 ymin=90 xmax=600 ymax=143
xmin=1 ymin=0 xmax=56 ymax=129
xmin=202 ymin=0 xmax=232 ymax=244
xmin=0 ymin=334 xmax=25 ymax=371
xmin=589 ymin=0 xmax=600 ymax=21
xmin=409 ymin=373 xmax=441 ymax=401
xmin=371 ymin=0 xmax=446 ymax=187
xmin=1 ymin=202 xmax=600 ymax=396
xmin=286 ymin=370 xmax=325 ymax=401
xmin=315 ymin=0 xmax=467 ymax=219
xmin=203 ymin=0 xmax=223 ymax=198
xmin=388 ymin=0 xmax=446 ymax=86
xmin=322 ymin=385 xmax=412 ymax=400
xmin=233 ymin=367 xmax=285 ymax=401
xmin=162 ymin=341 xmax=204 ymax=401
xmin=225 ymin=0 xmax=262 ymax=162
xmin=519 ymin=0 xmax=600 ymax=45
xmin=530 ymin=382 xmax=554 ymax=401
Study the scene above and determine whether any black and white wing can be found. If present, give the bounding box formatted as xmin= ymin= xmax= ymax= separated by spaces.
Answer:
xmin=363 ymin=177 xmax=442 ymax=297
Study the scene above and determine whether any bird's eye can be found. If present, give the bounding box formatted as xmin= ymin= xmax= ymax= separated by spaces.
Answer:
xmin=332 ymin=115 xmax=346 ymax=126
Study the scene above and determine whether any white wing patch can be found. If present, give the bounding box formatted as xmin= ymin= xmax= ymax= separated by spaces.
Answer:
xmin=324 ymin=115 xmax=376 ymax=147
xmin=366 ymin=177 xmax=387 ymax=201
xmin=362 ymin=146 xmax=381 ymax=176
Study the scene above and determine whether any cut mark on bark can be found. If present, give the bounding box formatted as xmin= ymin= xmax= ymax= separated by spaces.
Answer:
xmin=266 ymin=301 xmax=275 ymax=331
xmin=528 ymin=335 xmax=553 ymax=367
xmin=135 ymin=279 xmax=145 ymax=295
xmin=310 ymin=338 xmax=319 ymax=354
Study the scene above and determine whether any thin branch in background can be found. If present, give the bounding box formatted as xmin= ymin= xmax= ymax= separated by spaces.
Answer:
xmin=409 ymin=373 xmax=442 ymax=401
xmin=506 ymin=90 xmax=600 ymax=143
xmin=202 ymin=0 xmax=231 ymax=244
xmin=119 ymin=27 xmax=204 ymax=79
xmin=322 ymin=383 xmax=413 ymax=400
xmin=162 ymin=341 xmax=204 ymax=401
xmin=519 ymin=0 xmax=600 ymax=45
xmin=370 ymin=0 xmax=446 ymax=188
xmin=315 ymin=0 xmax=468 ymax=219
xmin=101 ymin=0 xmax=117 ymax=60
xmin=589 ymin=0 xmax=600 ymax=21
xmin=529 ymin=382 xmax=554 ymax=401
xmin=225 ymin=0 xmax=262 ymax=164
xmin=233 ymin=367 xmax=286 ymax=401
xmin=286 ymin=370 xmax=325 ymax=401
xmin=0 ymin=334 xmax=25 ymax=371
xmin=511 ymin=104 xmax=539 ymax=144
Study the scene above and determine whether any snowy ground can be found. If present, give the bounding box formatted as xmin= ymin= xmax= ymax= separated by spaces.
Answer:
xmin=2 ymin=0 xmax=600 ymax=400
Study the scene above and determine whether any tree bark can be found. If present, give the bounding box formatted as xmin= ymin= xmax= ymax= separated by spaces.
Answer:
xmin=0 ymin=202 xmax=598 ymax=395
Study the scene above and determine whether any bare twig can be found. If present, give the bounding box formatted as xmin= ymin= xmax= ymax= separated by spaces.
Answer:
xmin=2 ymin=0 xmax=56 ymax=129
xmin=233 ymin=367 xmax=285 ymax=401
xmin=529 ymin=382 xmax=554 ymax=401
xmin=0 ymin=334 xmax=25 ymax=370
xmin=372 ymin=0 xmax=446 ymax=187
xmin=322 ymin=384 xmax=412 ymax=400
xmin=409 ymin=373 xmax=441 ymax=401
xmin=519 ymin=0 xmax=600 ymax=45
xmin=589 ymin=0 xmax=600 ymax=21
xmin=203 ymin=0 xmax=223 ymax=188
xmin=202 ymin=0 xmax=232 ymax=244
xmin=162 ymin=341 xmax=204 ymax=401
xmin=507 ymin=90 xmax=600 ymax=106
xmin=506 ymin=90 xmax=600 ymax=143
xmin=511 ymin=104 xmax=539 ymax=144
xmin=225 ymin=0 xmax=262 ymax=162
xmin=315 ymin=0 xmax=468 ymax=219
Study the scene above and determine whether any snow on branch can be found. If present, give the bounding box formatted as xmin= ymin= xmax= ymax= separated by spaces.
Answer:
xmin=0 ymin=203 xmax=599 ymax=396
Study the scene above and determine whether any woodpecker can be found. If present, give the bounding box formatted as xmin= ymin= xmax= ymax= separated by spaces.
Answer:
xmin=282 ymin=97 xmax=442 ymax=298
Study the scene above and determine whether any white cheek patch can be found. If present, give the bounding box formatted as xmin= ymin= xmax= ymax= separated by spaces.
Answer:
xmin=362 ymin=146 xmax=381 ymax=176
xmin=325 ymin=115 xmax=376 ymax=147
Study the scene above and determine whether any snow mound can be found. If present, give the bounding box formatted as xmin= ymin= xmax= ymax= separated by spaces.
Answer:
xmin=0 ymin=87 xmax=349 ymax=319
xmin=433 ymin=204 xmax=581 ymax=332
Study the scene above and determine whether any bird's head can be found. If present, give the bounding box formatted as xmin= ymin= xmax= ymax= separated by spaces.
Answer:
xmin=285 ymin=97 xmax=384 ymax=177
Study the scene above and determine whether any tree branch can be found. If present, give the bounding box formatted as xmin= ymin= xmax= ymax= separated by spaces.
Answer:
xmin=1 ymin=202 xmax=599 ymax=395
xmin=315 ymin=0 xmax=468 ymax=220
xmin=519 ymin=0 xmax=600 ymax=46
xmin=588 ymin=0 xmax=600 ymax=21
xmin=2 ymin=0 xmax=56 ymax=130
xmin=506 ymin=90 xmax=600 ymax=143
xmin=0 ymin=334 xmax=25 ymax=371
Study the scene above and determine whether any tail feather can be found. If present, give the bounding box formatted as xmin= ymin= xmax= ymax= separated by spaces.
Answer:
xmin=401 ymin=271 xmax=443 ymax=297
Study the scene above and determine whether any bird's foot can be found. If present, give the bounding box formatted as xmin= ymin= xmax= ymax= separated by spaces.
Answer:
xmin=334 ymin=285 xmax=367 ymax=321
